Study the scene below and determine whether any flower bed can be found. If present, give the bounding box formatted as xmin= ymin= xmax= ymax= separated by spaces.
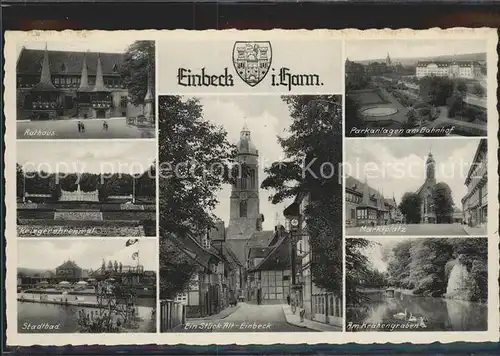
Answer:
xmin=102 ymin=211 xmax=155 ymax=220
xmin=54 ymin=211 xmax=103 ymax=221
xmin=120 ymin=204 xmax=145 ymax=210
xmin=17 ymin=219 xmax=141 ymax=227
xmin=17 ymin=210 xmax=55 ymax=219
xmin=17 ymin=203 xmax=38 ymax=209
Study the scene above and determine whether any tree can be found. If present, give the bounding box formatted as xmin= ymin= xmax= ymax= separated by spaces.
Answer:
xmin=119 ymin=262 xmax=123 ymax=274
xmin=107 ymin=261 xmax=113 ymax=272
xmin=158 ymin=96 xmax=237 ymax=299
xmin=431 ymin=182 xmax=454 ymax=223
xmin=261 ymin=95 xmax=343 ymax=296
xmin=398 ymin=192 xmax=422 ymax=223
xmin=114 ymin=260 xmax=119 ymax=272
xmin=77 ymin=278 xmax=145 ymax=332
xmin=345 ymin=238 xmax=372 ymax=306
xmin=456 ymin=80 xmax=467 ymax=96
xmin=159 ymin=238 xmax=199 ymax=300
xmin=408 ymin=239 xmax=454 ymax=295
xmin=419 ymin=76 xmax=454 ymax=106
xmin=473 ymin=83 xmax=486 ymax=97
xmin=345 ymin=96 xmax=365 ymax=137
xmin=119 ymin=41 xmax=155 ymax=107
xmin=387 ymin=240 xmax=413 ymax=288
xmin=446 ymin=93 xmax=463 ymax=118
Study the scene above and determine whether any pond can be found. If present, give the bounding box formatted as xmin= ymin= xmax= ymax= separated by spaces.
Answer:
xmin=346 ymin=290 xmax=487 ymax=332
xmin=362 ymin=107 xmax=398 ymax=117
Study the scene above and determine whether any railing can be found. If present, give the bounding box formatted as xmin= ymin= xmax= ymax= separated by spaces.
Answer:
xmin=160 ymin=299 xmax=186 ymax=332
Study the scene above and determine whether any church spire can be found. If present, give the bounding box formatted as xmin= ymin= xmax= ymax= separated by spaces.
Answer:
xmin=78 ymin=52 xmax=90 ymax=92
xmin=237 ymin=123 xmax=258 ymax=155
xmin=92 ymin=53 xmax=107 ymax=92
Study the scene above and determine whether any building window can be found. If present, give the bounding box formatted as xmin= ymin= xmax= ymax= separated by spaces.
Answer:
xmin=120 ymin=96 xmax=128 ymax=108
xmin=240 ymin=201 xmax=247 ymax=218
xmin=113 ymin=64 xmax=118 ymax=72
xmin=249 ymin=169 xmax=255 ymax=189
xmin=240 ymin=176 xmax=247 ymax=189
xmin=54 ymin=77 xmax=60 ymax=85
xmin=201 ymin=234 xmax=211 ymax=249
xmin=60 ymin=63 xmax=66 ymax=72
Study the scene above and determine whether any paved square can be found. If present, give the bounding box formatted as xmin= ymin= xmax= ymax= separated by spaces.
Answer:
xmin=18 ymin=118 xmax=155 ymax=139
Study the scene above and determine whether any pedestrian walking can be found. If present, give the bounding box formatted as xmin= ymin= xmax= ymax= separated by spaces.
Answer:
xmin=81 ymin=122 xmax=86 ymax=133
xmin=287 ymin=294 xmax=291 ymax=305
xmin=77 ymin=121 xmax=82 ymax=133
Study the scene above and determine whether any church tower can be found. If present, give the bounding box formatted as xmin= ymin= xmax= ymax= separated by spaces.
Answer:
xmin=227 ymin=125 xmax=261 ymax=241
xmin=386 ymin=52 xmax=392 ymax=67
xmin=425 ymin=151 xmax=436 ymax=182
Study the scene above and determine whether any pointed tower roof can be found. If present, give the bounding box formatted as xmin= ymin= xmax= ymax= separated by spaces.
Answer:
xmin=78 ymin=52 xmax=91 ymax=92
xmin=237 ymin=124 xmax=258 ymax=155
xmin=426 ymin=150 xmax=435 ymax=164
xmin=92 ymin=53 xmax=109 ymax=92
xmin=32 ymin=44 xmax=58 ymax=92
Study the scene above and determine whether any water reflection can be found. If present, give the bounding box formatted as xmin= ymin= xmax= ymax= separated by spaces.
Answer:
xmin=347 ymin=290 xmax=487 ymax=332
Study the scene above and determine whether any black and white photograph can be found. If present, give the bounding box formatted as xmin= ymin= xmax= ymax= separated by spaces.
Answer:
xmin=345 ymin=40 xmax=487 ymax=137
xmin=16 ymin=40 xmax=155 ymax=139
xmin=17 ymin=238 xmax=157 ymax=333
xmin=345 ymin=138 xmax=487 ymax=236
xmin=158 ymin=95 xmax=343 ymax=332
xmin=16 ymin=140 xmax=156 ymax=237
xmin=345 ymin=237 xmax=488 ymax=332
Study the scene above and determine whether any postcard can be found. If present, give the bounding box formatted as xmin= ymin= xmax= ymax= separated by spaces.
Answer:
xmin=4 ymin=29 xmax=498 ymax=346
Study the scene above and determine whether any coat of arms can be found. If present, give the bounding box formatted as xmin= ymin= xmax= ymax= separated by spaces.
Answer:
xmin=232 ymin=41 xmax=272 ymax=87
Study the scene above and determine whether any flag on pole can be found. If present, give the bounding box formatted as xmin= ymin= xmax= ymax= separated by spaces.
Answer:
xmin=132 ymin=251 xmax=139 ymax=260
xmin=126 ymin=239 xmax=139 ymax=247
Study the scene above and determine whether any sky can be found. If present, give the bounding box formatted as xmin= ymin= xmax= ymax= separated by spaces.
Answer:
xmin=17 ymin=238 xmax=156 ymax=271
xmin=345 ymin=138 xmax=482 ymax=208
xmin=197 ymin=95 xmax=295 ymax=231
xmin=359 ymin=237 xmax=410 ymax=273
xmin=17 ymin=141 xmax=156 ymax=175
xmin=17 ymin=40 xmax=134 ymax=59
xmin=345 ymin=39 xmax=487 ymax=62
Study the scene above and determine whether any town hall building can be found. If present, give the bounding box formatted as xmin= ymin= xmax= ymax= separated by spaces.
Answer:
xmin=16 ymin=45 xmax=153 ymax=121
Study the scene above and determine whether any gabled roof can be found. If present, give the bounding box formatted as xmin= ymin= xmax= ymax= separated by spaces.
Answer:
xmin=168 ymin=233 xmax=221 ymax=270
xmin=222 ymin=244 xmax=243 ymax=267
xmin=346 ymin=175 xmax=393 ymax=210
xmin=249 ymin=234 xmax=291 ymax=272
xmin=249 ymin=246 xmax=272 ymax=259
xmin=247 ymin=231 xmax=274 ymax=247
xmin=17 ymin=48 xmax=124 ymax=76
